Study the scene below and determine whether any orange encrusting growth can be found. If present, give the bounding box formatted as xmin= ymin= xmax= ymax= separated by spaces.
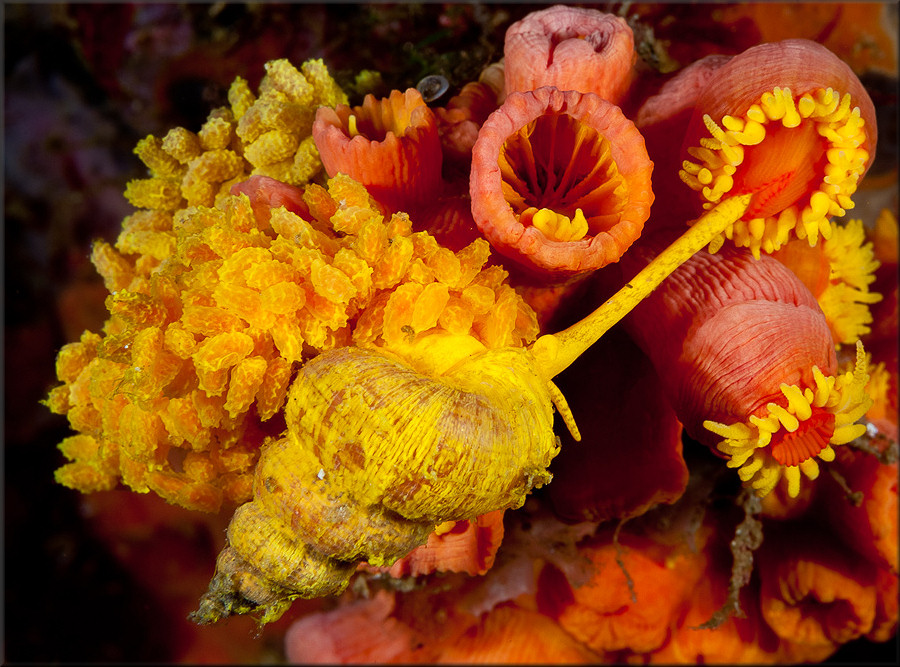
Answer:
xmin=536 ymin=529 xmax=706 ymax=655
xmin=283 ymin=589 xmax=603 ymax=664
xmin=757 ymin=526 xmax=878 ymax=649
xmin=46 ymin=175 xmax=539 ymax=513
xmin=284 ymin=591 xmax=426 ymax=664
xmin=819 ymin=444 xmax=899 ymax=575
xmin=435 ymin=604 xmax=603 ymax=663
xmin=363 ymin=510 xmax=506 ymax=579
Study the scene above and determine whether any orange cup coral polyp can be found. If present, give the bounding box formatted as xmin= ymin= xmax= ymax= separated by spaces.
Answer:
xmin=312 ymin=88 xmax=443 ymax=214
xmin=503 ymin=4 xmax=636 ymax=105
xmin=618 ymin=234 xmax=872 ymax=498
xmin=470 ymin=86 xmax=653 ymax=280
xmin=677 ymin=39 xmax=877 ymax=258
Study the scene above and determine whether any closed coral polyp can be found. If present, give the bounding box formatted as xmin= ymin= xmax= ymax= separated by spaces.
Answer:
xmin=503 ymin=5 xmax=635 ymax=104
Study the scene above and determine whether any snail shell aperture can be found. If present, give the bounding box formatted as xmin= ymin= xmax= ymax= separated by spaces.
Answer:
xmin=191 ymin=341 xmax=560 ymax=624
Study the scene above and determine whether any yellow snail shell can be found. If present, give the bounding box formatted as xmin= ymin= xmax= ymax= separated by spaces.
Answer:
xmin=192 ymin=196 xmax=758 ymax=624
xmin=192 ymin=338 xmax=560 ymax=624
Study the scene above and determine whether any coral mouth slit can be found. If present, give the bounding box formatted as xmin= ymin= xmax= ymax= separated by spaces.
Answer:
xmin=680 ymin=87 xmax=869 ymax=257
xmin=499 ymin=112 xmax=627 ymax=243
xmin=734 ymin=121 xmax=825 ymax=221
xmin=769 ymin=409 xmax=835 ymax=467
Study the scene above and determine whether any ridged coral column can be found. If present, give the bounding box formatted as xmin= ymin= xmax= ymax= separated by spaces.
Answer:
xmin=313 ymin=88 xmax=444 ymax=214
xmin=470 ymin=86 xmax=653 ymax=281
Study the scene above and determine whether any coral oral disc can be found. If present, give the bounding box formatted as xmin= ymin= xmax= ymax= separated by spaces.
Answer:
xmin=734 ymin=121 xmax=824 ymax=221
xmin=681 ymin=85 xmax=872 ymax=257
xmin=769 ymin=409 xmax=835 ymax=467
xmin=500 ymin=112 xmax=627 ymax=240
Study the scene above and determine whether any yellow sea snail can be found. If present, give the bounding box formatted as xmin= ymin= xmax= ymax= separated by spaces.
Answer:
xmin=191 ymin=195 xmax=753 ymax=625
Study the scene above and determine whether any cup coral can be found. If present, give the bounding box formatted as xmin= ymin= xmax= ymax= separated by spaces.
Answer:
xmin=503 ymin=4 xmax=636 ymax=104
xmin=614 ymin=230 xmax=873 ymax=498
xmin=675 ymin=40 xmax=877 ymax=257
xmin=312 ymin=88 xmax=444 ymax=215
xmin=757 ymin=525 xmax=878 ymax=651
xmin=469 ymin=86 xmax=654 ymax=281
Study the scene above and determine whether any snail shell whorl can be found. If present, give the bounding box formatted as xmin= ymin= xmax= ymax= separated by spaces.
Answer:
xmin=195 ymin=344 xmax=560 ymax=623
xmin=285 ymin=346 xmax=560 ymax=522
xmin=256 ymin=436 xmax=433 ymax=565
xmin=191 ymin=502 xmax=356 ymax=624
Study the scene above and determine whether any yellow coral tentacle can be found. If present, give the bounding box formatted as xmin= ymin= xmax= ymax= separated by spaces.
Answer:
xmin=704 ymin=340 xmax=873 ymax=498
xmin=679 ymin=88 xmax=869 ymax=258
xmin=773 ymin=217 xmax=882 ymax=346
xmin=818 ymin=218 xmax=883 ymax=344
xmin=522 ymin=207 xmax=590 ymax=242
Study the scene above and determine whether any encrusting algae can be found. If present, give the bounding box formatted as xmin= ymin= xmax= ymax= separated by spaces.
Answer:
xmin=612 ymin=225 xmax=875 ymax=500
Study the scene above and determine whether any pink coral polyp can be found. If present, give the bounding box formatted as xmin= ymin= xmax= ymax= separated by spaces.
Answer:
xmin=503 ymin=4 xmax=636 ymax=104
xmin=470 ymin=86 xmax=653 ymax=279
